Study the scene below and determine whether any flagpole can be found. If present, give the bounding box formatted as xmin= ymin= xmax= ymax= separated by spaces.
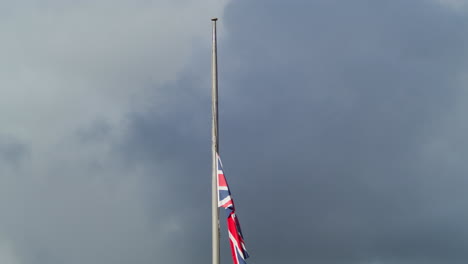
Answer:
xmin=211 ymin=17 xmax=220 ymax=264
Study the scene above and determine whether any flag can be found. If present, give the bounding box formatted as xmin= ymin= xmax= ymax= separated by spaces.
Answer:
xmin=217 ymin=153 xmax=249 ymax=264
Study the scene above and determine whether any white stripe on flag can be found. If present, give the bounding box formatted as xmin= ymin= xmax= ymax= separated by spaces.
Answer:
xmin=219 ymin=196 xmax=232 ymax=207
xmin=229 ymin=230 xmax=246 ymax=261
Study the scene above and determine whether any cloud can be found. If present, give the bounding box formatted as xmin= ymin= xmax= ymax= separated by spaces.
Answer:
xmin=213 ymin=1 xmax=468 ymax=263
xmin=0 ymin=1 xmax=227 ymax=264
xmin=434 ymin=0 xmax=468 ymax=10
xmin=2 ymin=0 xmax=468 ymax=264
xmin=0 ymin=240 xmax=21 ymax=264
xmin=118 ymin=0 xmax=468 ymax=263
xmin=0 ymin=0 xmax=225 ymax=145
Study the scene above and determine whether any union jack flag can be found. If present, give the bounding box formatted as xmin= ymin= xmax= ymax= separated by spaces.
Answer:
xmin=217 ymin=153 xmax=249 ymax=264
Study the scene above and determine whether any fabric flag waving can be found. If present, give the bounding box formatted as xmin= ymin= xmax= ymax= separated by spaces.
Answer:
xmin=217 ymin=153 xmax=249 ymax=264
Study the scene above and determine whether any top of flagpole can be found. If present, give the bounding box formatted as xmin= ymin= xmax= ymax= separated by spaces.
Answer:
xmin=212 ymin=17 xmax=218 ymax=21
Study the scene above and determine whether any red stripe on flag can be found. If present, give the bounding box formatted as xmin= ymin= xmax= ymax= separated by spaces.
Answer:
xmin=218 ymin=173 xmax=228 ymax=187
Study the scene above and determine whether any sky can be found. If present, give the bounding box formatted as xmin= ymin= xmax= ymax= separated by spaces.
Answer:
xmin=1 ymin=0 xmax=468 ymax=264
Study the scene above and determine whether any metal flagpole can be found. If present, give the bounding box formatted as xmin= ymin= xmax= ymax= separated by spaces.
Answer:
xmin=211 ymin=17 xmax=220 ymax=264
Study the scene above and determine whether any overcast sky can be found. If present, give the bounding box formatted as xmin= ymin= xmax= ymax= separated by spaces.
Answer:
xmin=1 ymin=0 xmax=468 ymax=264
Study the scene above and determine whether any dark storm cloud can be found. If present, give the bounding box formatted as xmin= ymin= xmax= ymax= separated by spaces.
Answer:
xmin=119 ymin=1 xmax=468 ymax=264
xmin=116 ymin=61 xmax=214 ymax=264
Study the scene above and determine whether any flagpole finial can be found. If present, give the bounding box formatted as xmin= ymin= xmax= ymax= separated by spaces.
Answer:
xmin=212 ymin=17 xmax=218 ymax=21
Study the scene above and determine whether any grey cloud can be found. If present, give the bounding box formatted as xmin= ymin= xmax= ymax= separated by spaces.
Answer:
xmin=118 ymin=0 xmax=468 ymax=264
xmin=0 ymin=136 xmax=29 ymax=168
xmin=219 ymin=1 xmax=468 ymax=263
xmin=0 ymin=1 xmax=225 ymax=264
xmin=2 ymin=0 xmax=468 ymax=264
